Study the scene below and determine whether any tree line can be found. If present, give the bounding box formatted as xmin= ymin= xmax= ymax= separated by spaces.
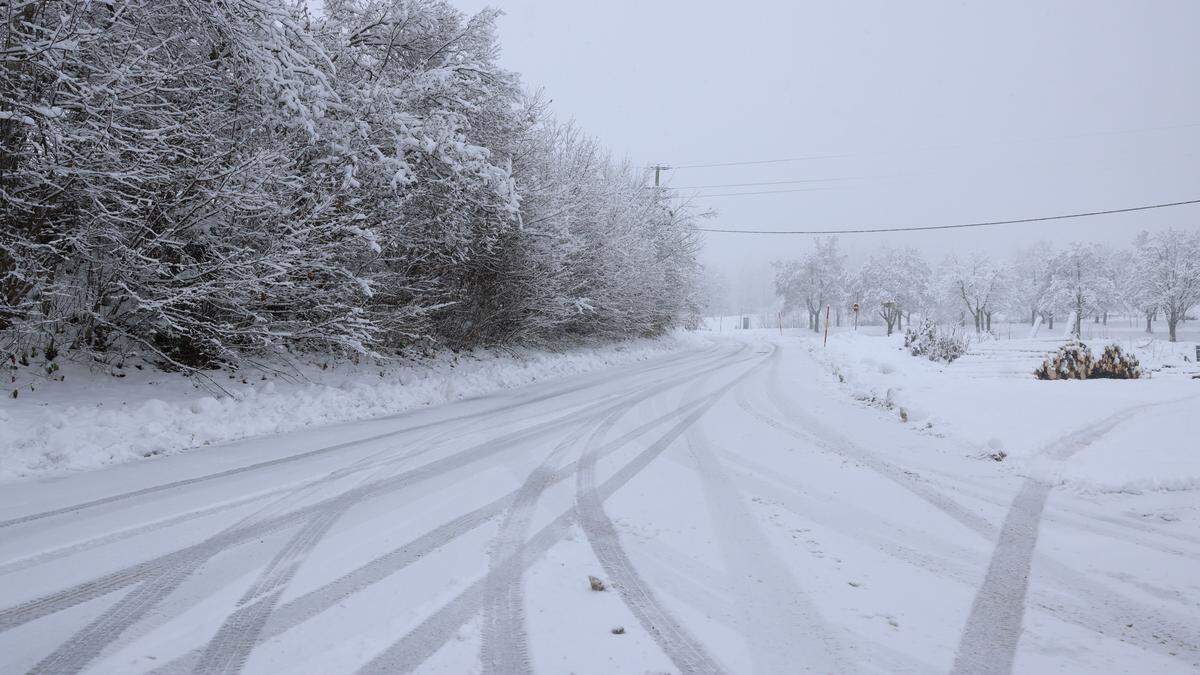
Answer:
xmin=772 ymin=229 xmax=1200 ymax=342
xmin=1 ymin=0 xmax=702 ymax=371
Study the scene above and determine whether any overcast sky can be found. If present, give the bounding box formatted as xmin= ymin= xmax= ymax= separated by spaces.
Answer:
xmin=450 ymin=0 xmax=1200 ymax=278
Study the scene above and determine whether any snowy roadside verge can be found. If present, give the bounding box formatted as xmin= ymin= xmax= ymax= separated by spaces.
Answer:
xmin=803 ymin=330 xmax=1200 ymax=494
xmin=0 ymin=334 xmax=704 ymax=482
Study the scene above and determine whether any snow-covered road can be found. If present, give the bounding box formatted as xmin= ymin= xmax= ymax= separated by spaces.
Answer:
xmin=1 ymin=335 xmax=1197 ymax=674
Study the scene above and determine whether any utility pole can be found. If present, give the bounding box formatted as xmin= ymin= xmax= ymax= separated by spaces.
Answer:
xmin=651 ymin=164 xmax=670 ymax=187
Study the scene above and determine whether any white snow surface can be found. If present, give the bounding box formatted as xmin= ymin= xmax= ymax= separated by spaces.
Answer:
xmin=813 ymin=328 xmax=1200 ymax=494
xmin=1 ymin=329 xmax=1198 ymax=674
xmin=0 ymin=335 xmax=702 ymax=481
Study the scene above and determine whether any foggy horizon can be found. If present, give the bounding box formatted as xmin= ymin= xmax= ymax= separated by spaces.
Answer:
xmin=453 ymin=0 xmax=1200 ymax=283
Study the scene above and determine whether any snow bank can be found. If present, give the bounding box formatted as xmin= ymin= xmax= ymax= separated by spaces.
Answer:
xmin=806 ymin=330 xmax=1200 ymax=493
xmin=0 ymin=335 xmax=702 ymax=482
xmin=1016 ymin=395 xmax=1200 ymax=494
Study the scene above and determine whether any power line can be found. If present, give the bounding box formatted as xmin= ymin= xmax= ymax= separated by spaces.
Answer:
xmin=660 ymin=120 xmax=1200 ymax=171
xmin=669 ymin=153 xmax=852 ymax=170
xmin=678 ymin=186 xmax=847 ymax=198
xmin=656 ymin=146 xmax=1199 ymax=193
xmin=665 ymin=174 xmax=892 ymax=190
xmin=694 ymin=197 xmax=1200 ymax=234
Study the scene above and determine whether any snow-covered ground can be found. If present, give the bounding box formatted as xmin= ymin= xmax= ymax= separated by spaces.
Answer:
xmin=812 ymin=327 xmax=1200 ymax=494
xmin=0 ymin=336 xmax=701 ymax=482
xmin=1 ymin=329 xmax=1197 ymax=673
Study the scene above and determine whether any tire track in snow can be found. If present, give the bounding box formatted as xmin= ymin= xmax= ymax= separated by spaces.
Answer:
xmin=478 ymin=344 xmax=751 ymax=674
xmin=571 ymin=395 xmax=725 ymax=675
xmin=951 ymin=399 xmax=1199 ymax=675
xmin=20 ymin=458 xmax=376 ymax=674
xmin=749 ymin=354 xmax=995 ymax=538
xmin=5 ymin=347 xmax=728 ymax=659
xmin=358 ymin=345 xmax=772 ymax=673
xmin=754 ymin=347 xmax=1200 ymax=667
xmin=141 ymin=346 xmax=754 ymax=674
xmin=195 ymin=501 xmax=351 ymax=674
xmin=13 ymin=421 xmax=490 ymax=669
xmin=0 ymin=421 xmax=464 ymax=577
xmin=913 ymin=464 xmax=1200 ymax=554
xmin=0 ymin=343 xmax=721 ymax=531
xmin=567 ymin=347 xmax=774 ymax=675
xmin=478 ymin=423 xmax=597 ymax=675
xmin=156 ymin=423 xmax=732 ymax=674
xmin=687 ymin=419 xmax=846 ymax=674
xmin=0 ymin=389 xmax=650 ymax=649
xmin=29 ymin=557 xmax=208 ymax=674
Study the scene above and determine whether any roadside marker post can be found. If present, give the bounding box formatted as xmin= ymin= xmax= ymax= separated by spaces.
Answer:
xmin=823 ymin=304 xmax=831 ymax=347
xmin=852 ymin=303 xmax=860 ymax=331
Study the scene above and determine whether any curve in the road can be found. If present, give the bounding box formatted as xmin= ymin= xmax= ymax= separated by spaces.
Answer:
xmin=0 ymin=343 xmax=722 ymax=531
xmin=476 ymin=345 xmax=747 ymax=673
xmin=359 ymin=344 xmax=773 ymax=674
xmin=5 ymin=342 xmax=750 ymax=672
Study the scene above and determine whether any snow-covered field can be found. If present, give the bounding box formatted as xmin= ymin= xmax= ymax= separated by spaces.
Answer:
xmin=813 ymin=327 xmax=1200 ymax=494
xmin=1 ymin=329 xmax=1198 ymax=673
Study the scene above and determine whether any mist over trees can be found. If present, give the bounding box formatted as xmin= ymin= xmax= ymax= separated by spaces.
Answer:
xmin=850 ymin=246 xmax=930 ymax=335
xmin=1134 ymin=229 xmax=1200 ymax=342
xmin=769 ymin=229 xmax=1200 ymax=342
xmin=773 ymin=237 xmax=845 ymax=332
xmin=0 ymin=0 xmax=701 ymax=371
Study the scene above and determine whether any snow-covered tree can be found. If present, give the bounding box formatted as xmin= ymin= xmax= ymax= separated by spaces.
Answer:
xmin=1004 ymin=243 xmax=1056 ymax=327
xmin=1045 ymin=242 xmax=1117 ymax=338
xmin=855 ymin=246 xmax=931 ymax=335
xmin=774 ymin=238 xmax=846 ymax=333
xmin=1133 ymin=229 xmax=1200 ymax=342
xmin=940 ymin=252 xmax=1006 ymax=333
xmin=1112 ymin=235 xmax=1161 ymax=333
xmin=0 ymin=0 xmax=703 ymax=368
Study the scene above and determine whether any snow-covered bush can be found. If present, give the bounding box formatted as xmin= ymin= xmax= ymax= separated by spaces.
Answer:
xmin=904 ymin=320 xmax=968 ymax=363
xmin=1034 ymin=341 xmax=1141 ymax=380
xmin=1035 ymin=340 xmax=1093 ymax=380
xmin=1091 ymin=344 xmax=1142 ymax=379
